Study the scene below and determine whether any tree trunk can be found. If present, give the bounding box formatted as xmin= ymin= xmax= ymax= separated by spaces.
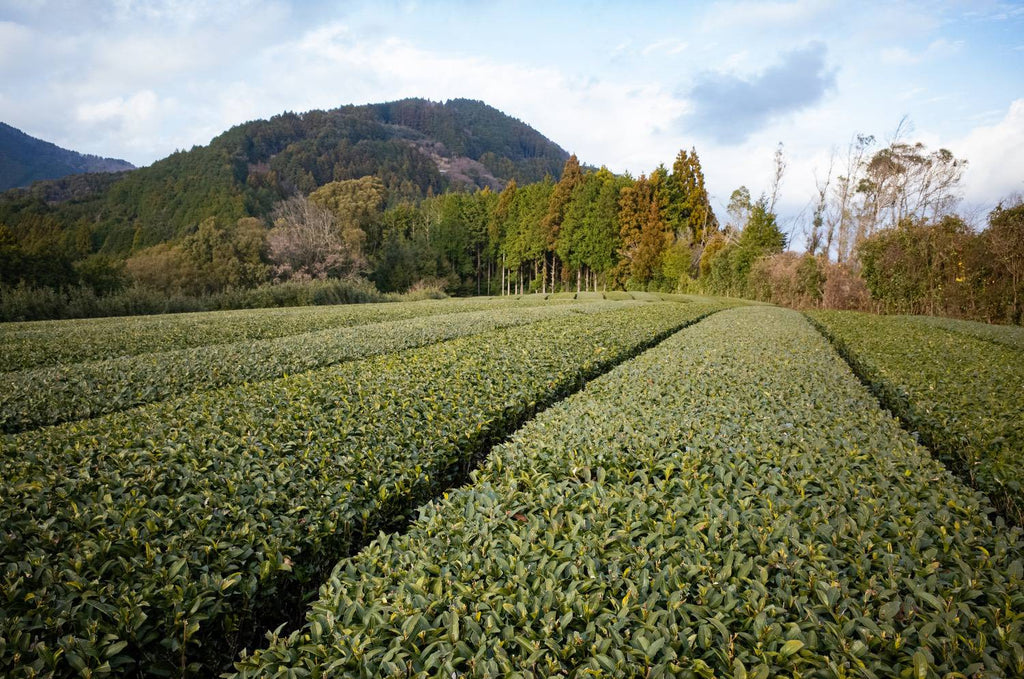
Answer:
xmin=1013 ymin=271 xmax=1020 ymax=325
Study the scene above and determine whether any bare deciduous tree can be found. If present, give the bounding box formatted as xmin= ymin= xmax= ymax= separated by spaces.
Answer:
xmin=832 ymin=133 xmax=874 ymax=264
xmin=268 ymin=195 xmax=367 ymax=280
xmin=725 ymin=186 xmax=751 ymax=243
xmin=854 ymin=117 xmax=966 ymax=243
xmin=768 ymin=142 xmax=786 ymax=215
xmin=808 ymin=150 xmax=834 ymax=256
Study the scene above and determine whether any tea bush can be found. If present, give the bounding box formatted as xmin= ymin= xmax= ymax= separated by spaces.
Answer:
xmin=809 ymin=310 xmax=1024 ymax=524
xmin=0 ymin=303 xmax=721 ymax=677
xmin=0 ymin=296 xmax=574 ymax=372
xmin=0 ymin=301 xmax=633 ymax=432
xmin=900 ymin=314 xmax=1024 ymax=352
xmin=236 ymin=306 xmax=1024 ymax=678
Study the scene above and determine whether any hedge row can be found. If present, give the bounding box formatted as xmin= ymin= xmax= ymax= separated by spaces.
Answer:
xmin=236 ymin=306 xmax=1024 ymax=679
xmin=0 ymin=296 xmax=575 ymax=373
xmin=0 ymin=301 xmax=633 ymax=432
xmin=899 ymin=314 xmax=1024 ymax=352
xmin=0 ymin=302 xmax=722 ymax=678
xmin=808 ymin=310 xmax=1024 ymax=524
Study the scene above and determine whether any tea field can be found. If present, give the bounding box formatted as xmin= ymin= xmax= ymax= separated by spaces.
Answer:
xmin=0 ymin=300 xmax=641 ymax=432
xmin=0 ymin=296 xmax=586 ymax=372
xmin=808 ymin=310 xmax=1024 ymax=525
xmin=1 ymin=297 xmax=1022 ymax=678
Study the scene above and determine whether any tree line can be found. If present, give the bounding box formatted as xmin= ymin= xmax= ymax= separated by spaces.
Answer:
xmin=726 ymin=124 xmax=1023 ymax=325
xmin=2 ymin=126 xmax=1022 ymax=326
xmin=1 ymin=149 xmax=727 ymax=303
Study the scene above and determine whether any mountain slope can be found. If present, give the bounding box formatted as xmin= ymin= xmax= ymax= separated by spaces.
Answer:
xmin=0 ymin=98 xmax=568 ymax=254
xmin=0 ymin=122 xmax=135 ymax=191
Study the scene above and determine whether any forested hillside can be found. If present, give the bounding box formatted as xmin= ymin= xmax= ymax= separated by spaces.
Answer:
xmin=0 ymin=122 xmax=134 ymax=191
xmin=0 ymin=98 xmax=568 ymax=292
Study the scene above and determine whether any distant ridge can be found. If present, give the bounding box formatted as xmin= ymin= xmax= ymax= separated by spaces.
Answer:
xmin=0 ymin=122 xmax=135 ymax=191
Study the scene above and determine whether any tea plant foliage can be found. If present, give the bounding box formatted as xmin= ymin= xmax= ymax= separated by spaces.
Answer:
xmin=809 ymin=310 xmax=1024 ymax=524
xmin=235 ymin=307 xmax=1024 ymax=679
xmin=0 ymin=302 xmax=720 ymax=677
xmin=0 ymin=295 xmax=571 ymax=373
xmin=899 ymin=314 xmax=1024 ymax=352
xmin=0 ymin=301 xmax=632 ymax=432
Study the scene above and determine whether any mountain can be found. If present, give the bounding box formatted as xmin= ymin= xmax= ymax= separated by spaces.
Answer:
xmin=0 ymin=99 xmax=569 ymax=254
xmin=0 ymin=122 xmax=135 ymax=191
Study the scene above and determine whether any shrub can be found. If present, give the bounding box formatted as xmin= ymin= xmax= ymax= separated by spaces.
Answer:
xmin=0 ymin=278 xmax=397 ymax=323
xmin=748 ymin=252 xmax=824 ymax=308
xmin=821 ymin=262 xmax=871 ymax=311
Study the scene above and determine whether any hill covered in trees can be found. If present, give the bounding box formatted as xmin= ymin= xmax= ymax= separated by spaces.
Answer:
xmin=0 ymin=99 xmax=567 ymax=257
xmin=0 ymin=122 xmax=134 ymax=191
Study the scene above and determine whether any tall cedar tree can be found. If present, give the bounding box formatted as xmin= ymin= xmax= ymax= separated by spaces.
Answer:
xmin=501 ymin=178 xmax=553 ymax=291
xmin=557 ymin=171 xmax=594 ymax=290
xmin=617 ymin=170 xmax=671 ymax=286
xmin=541 ymin=155 xmax=583 ymax=290
xmin=557 ymin=168 xmax=629 ymax=291
xmin=489 ymin=179 xmax=516 ymax=260
xmin=666 ymin=148 xmax=718 ymax=248
xmin=489 ymin=179 xmax=517 ymax=294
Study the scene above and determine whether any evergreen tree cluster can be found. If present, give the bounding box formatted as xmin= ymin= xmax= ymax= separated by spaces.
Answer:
xmin=365 ymin=149 xmax=720 ymax=296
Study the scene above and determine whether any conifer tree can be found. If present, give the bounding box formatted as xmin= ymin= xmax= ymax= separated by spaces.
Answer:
xmin=666 ymin=147 xmax=718 ymax=248
xmin=541 ymin=155 xmax=583 ymax=291
xmin=490 ymin=179 xmax=516 ymax=294
xmin=617 ymin=170 xmax=671 ymax=287
xmin=617 ymin=174 xmax=647 ymax=284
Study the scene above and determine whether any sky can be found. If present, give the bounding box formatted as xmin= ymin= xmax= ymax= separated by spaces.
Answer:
xmin=1 ymin=0 xmax=1023 ymax=241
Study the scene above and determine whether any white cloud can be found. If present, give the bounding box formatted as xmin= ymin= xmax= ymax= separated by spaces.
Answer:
xmin=899 ymin=86 xmax=927 ymax=101
xmin=90 ymin=34 xmax=205 ymax=84
xmin=701 ymin=0 xmax=837 ymax=31
xmin=642 ymin=39 xmax=688 ymax=57
xmin=0 ymin=21 xmax=33 ymax=71
xmin=880 ymin=38 xmax=965 ymax=66
xmin=76 ymin=90 xmax=158 ymax=125
xmin=0 ymin=0 xmax=293 ymax=163
xmin=108 ymin=0 xmax=274 ymax=26
xmin=721 ymin=51 xmax=751 ymax=70
xmin=954 ymin=98 xmax=1024 ymax=206
xmin=610 ymin=40 xmax=632 ymax=58
xmin=72 ymin=90 xmax=188 ymax=159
